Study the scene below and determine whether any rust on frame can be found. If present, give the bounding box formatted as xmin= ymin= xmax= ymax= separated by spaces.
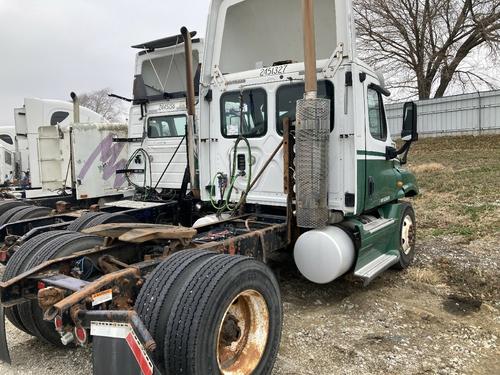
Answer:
xmin=44 ymin=267 xmax=140 ymax=321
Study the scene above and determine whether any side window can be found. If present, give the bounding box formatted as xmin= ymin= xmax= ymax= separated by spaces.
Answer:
xmin=221 ymin=89 xmax=267 ymax=138
xmin=50 ymin=111 xmax=70 ymax=125
xmin=367 ymin=88 xmax=387 ymax=141
xmin=4 ymin=151 xmax=12 ymax=166
xmin=0 ymin=134 xmax=13 ymax=145
xmin=147 ymin=115 xmax=187 ymax=138
xmin=276 ymin=80 xmax=334 ymax=134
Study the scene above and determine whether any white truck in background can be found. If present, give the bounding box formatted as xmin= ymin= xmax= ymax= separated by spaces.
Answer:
xmin=0 ymin=127 xmax=16 ymax=185
xmin=125 ymin=32 xmax=203 ymax=196
xmin=13 ymin=98 xmax=116 ymax=197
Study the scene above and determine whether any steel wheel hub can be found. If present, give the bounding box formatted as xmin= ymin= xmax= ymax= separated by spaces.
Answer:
xmin=401 ymin=215 xmax=415 ymax=254
xmin=217 ymin=289 xmax=269 ymax=374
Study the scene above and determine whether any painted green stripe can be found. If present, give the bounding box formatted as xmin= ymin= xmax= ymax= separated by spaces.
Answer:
xmin=356 ymin=150 xmax=386 ymax=157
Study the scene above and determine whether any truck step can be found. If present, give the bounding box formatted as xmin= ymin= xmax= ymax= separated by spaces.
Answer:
xmin=354 ymin=254 xmax=399 ymax=285
xmin=363 ymin=218 xmax=395 ymax=234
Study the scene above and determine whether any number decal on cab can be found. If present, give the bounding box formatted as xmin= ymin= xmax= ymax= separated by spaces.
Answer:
xmin=260 ymin=64 xmax=288 ymax=77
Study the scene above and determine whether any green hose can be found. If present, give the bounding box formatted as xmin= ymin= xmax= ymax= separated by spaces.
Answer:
xmin=209 ymin=136 xmax=253 ymax=213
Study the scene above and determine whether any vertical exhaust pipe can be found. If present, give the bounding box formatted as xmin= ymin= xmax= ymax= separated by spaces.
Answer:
xmin=295 ymin=0 xmax=330 ymax=228
xmin=303 ymin=0 xmax=317 ymax=99
xmin=180 ymin=27 xmax=200 ymax=199
xmin=68 ymin=92 xmax=79 ymax=192
xmin=70 ymin=92 xmax=80 ymax=123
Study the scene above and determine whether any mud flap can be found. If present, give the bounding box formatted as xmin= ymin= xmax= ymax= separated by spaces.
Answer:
xmin=0 ymin=304 xmax=11 ymax=364
xmin=91 ymin=321 xmax=159 ymax=375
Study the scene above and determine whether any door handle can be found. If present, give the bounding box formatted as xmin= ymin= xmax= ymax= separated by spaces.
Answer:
xmin=368 ymin=176 xmax=375 ymax=197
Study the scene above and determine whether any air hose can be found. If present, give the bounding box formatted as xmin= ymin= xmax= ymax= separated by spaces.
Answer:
xmin=210 ymin=135 xmax=252 ymax=212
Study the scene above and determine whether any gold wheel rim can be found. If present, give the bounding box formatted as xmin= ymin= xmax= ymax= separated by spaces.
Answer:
xmin=217 ymin=289 xmax=269 ymax=374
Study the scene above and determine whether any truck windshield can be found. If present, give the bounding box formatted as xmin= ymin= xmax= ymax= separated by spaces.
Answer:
xmin=141 ymin=50 xmax=200 ymax=96
xmin=147 ymin=115 xmax=187 ymax=138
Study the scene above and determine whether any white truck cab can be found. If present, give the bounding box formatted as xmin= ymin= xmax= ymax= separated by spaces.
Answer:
xmin=198 ymin=0 xmax=418 ymax=284
xmin=127 ymin=34 xmax=204 ymax=192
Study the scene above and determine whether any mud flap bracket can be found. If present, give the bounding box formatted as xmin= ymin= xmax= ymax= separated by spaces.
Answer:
xmin=0 ymin=304 xmax=11 ymax=364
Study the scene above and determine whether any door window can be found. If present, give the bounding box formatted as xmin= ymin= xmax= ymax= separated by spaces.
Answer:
xmin=220 ymin=89 xmax=267 ymax=138
xmin=50 ymin=111 xmax=70 ymax=125
xmin=147 ymin=115 xmax=187 ymax=138
xmin=367 ymin=88 xmax=387 ymax=141
xmin=276 ymin=80 xmax=334 ymax=134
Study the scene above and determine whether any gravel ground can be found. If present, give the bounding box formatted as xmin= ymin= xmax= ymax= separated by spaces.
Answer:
xmin=0 ymin=235 xmax=498 ymax=374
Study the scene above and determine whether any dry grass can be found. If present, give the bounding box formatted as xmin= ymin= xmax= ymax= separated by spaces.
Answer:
xmin=410 ymin=162 xmax=446 ymax=174
xmin=407 ymin=135 xmax=500 ymax=242
xmin=406 ymin=267 xmax=442 ymax=285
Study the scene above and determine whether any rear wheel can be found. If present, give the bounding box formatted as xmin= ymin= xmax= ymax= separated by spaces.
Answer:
xmin=164 ymin=255 xmax=282 ymax=375
xmin=394 ymin=203 xmax=416 ymax=269
xmin=8 ymin=206 xmax=51 ymax=222
xmin=66 ymin=212 xmax=104 ymax=231
xmin=84 ymin=212 xmax=136 ymax=228
xmin=0 ymin=201 xmax=28 ymax=217
xmin=0 ymin=206 xmax=31 ymax=226
xmin=2 ymin=230 xmax=68 ymax=333
xmin=66 ymin=212 xmax=136 ymax=232
xmin=17 ymin=232 xmax=103 ymax=345
xmin=134 ymin=249 xmax=218 ymax=370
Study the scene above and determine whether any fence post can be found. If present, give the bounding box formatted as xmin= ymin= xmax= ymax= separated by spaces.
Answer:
xmin=477 ymin=91 xmax=482 ymax=135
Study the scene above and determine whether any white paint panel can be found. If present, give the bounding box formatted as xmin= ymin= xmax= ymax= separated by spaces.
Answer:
xmin=73 ymin=123 xmax=132 ymax=199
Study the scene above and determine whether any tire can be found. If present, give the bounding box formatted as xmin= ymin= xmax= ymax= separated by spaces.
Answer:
xmin=17 ymin=232 xmax=103 ymax=346
xmin=393 ymin=203 xmax=416 ymax=269
xmin=66 ymin=212 xmax=104 ymax=231
xmin=2 ymin=230 xmax=69 ymax=334
xmin=0 ymin=201 xmax=28 ymax=217
xmin=8 ymin=206 xmax=51 ymax=222
xmin=84 ymin=212 xmax=136 ymax=229
xmin=164 ymin=255 xmax=283 ymax=375
xmin=0 ymin=206 xmax=33 ymax=226
xmin=134 ymin=250 xmax=218 ymax=369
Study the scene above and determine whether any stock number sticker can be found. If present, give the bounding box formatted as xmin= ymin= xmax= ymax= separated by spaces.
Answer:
xmin=260 ymin=64 xmax=288 ymax=77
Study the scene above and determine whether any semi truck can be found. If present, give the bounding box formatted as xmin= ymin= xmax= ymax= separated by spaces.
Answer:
xmin=0 ymin=33 xmax=204 ymax=263
xmin=0 ymin=1 xmax=419 ymax=374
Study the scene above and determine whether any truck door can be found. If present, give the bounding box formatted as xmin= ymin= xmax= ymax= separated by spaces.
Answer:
xmin=211 ymin=87 xmax=285 ymax=206
xmin=142 ymin=114 xmax=187 ymax=190
xmin=363 ymin=78 xmax=398 ymax=211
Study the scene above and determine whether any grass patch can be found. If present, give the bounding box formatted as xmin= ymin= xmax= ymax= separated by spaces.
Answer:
xmin=407 ymin=135 xmax=500 ymax=242
xmin=406 ymin=267 xmax=442 ymax=285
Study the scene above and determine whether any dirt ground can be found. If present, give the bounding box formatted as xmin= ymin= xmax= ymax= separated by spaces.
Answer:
xmin=0 ymin=135 xmax=499 ymax=374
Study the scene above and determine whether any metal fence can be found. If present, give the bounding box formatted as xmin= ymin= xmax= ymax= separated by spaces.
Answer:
xmin=386 ymin=89 xmax=500 ymax=138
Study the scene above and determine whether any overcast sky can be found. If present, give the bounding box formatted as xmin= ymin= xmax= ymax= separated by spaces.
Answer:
xmin=0 ymin=0 xmax=209 ymax=125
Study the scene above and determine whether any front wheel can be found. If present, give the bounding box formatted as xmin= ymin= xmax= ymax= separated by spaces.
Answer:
xmin=394 ymin=203 xmax=416 ymax=269
xmin=164 ymin=255 xmax=283 ymax=375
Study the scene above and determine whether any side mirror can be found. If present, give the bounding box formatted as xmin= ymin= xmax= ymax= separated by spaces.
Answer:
xmin=401 ymin=101 xmax=418 ymax=142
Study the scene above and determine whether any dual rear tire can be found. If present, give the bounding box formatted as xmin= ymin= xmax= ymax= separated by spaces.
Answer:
xmin=3 ymin=231 xmax=103 ymax=345
xmin=135 ymin=250 xmax=283 ymax=375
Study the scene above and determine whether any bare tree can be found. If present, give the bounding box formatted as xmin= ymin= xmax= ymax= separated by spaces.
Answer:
xmin=354 ymin=0 xmax=500 ymax=99
xmin=79 ymin=88 xmax=126 ymax=122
